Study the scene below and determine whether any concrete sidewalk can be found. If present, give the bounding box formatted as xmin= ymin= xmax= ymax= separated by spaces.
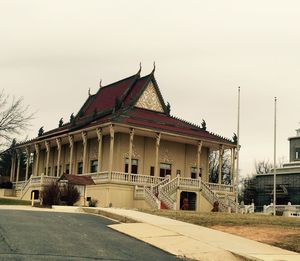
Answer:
xmin=92 ymin=208 xmax=300 ymax=261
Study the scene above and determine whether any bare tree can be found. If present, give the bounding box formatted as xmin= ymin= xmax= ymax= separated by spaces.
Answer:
xmin=255 ymin=160 xmax=272 ymax=174
xmin=209 ymin=150 xmax=232 ymax=184
xmin=0 ymin=90 xmax=33 ymax=147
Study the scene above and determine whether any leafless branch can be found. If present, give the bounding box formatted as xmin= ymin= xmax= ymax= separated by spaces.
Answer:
xmin=0 ymin=89 xmax=34 ymax=145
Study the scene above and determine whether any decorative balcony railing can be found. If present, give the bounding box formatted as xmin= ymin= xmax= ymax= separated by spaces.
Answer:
xmin=206 ymin=182 xmax=234 ymax=193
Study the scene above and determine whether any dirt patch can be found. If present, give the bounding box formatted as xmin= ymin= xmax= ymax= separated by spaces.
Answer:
xmin=211 ymin=225 xmax=300 ymax=252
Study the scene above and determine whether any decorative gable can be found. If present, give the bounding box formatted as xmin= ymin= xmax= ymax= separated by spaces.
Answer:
xmin=135 ymin=81 xmax=164 ymax=112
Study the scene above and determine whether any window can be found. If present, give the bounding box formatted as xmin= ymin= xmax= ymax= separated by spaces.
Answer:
xmin=90 ymin=160 xmax=98 ymax=173
xmin=125 ymin=158 xmax=138 ymax=174
xmin=160 ymin=163 xmax=171 ymax=178
xmin=77 ymin=162 xmax=83 ymax=175
xmin=191 ymin=167 xmax=202 ymax=179
xmin=65 ymin=164 xmax=70 ymax=174
xmin=150 ymin=166 xmax=155 ymax=176
xmin=296 ymin=148 xmax=300 ymax=160
xmin=54 ymin=166 xmax=57 ymax=176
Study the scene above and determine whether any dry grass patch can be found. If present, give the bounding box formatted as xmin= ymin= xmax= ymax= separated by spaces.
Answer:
xmin=141 ymin=209 xmax=300 ymax=253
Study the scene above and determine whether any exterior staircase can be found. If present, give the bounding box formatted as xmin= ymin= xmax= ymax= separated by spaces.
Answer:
xmin=133 ymin=176 xmax=237 ymax=212
xmin=200 ymin=180 xmax=236 ymax=212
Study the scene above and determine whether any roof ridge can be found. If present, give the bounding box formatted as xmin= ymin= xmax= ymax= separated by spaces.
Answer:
xmin=99 ymin=73 xmax=139 ymax=90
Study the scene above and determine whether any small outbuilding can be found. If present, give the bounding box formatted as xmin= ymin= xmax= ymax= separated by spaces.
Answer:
xmin=58 ymin=174 xmax=95 ymax=206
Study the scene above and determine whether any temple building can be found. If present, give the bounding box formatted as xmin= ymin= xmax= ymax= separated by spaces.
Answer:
xmin=245 ymin=128 xmax=300 ymax=210
xmin=10 ymin=68 xmax=238 ymax=212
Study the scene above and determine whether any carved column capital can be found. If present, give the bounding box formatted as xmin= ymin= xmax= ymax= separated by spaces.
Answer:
xmin=45 ymin=141 xmax=50 ymax=152
xmin=56 ymin=138 xmax=62 ymax=150
xmin=130 ymin=128 xmax=135 ymax=142
xmin=34 ymin=143 xmax=40 ymax=155
xmin=156 ymin=133 xmax=161 ymax=146
xmin=81 ymin=132 xmax=87 ymax=145
xmin=110 ymin=125 xmax=114 ymax=139
xmin=68 ymin=135 xmax=74 ymax=148
xmin=198 ymin=141 xmax=203 ymax=153
xmin=96 ymin=128 xmax=102 ymax=142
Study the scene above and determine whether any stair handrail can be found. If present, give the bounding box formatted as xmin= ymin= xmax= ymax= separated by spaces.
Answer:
xmin=201 ymin=181 xmax=227 ymax=212
xmin=144 ymin=186 xmax=160 ymax=209
xmin=152 ymin=176 xmax=171 ymax=195
xmin=158 ymin=189 xmax=176 ymax=210
xmin=160 ymin=176 xmax=179 ymax=195
xmin=20 ymin=176 xmax=32 ymax=200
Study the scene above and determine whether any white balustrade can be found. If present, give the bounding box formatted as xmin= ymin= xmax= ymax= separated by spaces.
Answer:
xmin=207 ymin=182 xmax=234 ymax=192
xmin=179 ymin=177 xmax=201 ymax=189
xmin=145 ymin=186 xmax=160 ymax=209
xmin=111 ymin=171 xmax=128 ymax=182
xmin=158 ymin=189 xmax=176 ymax=210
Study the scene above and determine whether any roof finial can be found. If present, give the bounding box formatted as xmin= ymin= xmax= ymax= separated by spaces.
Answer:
xmin=137 ymin=62 xmax=142 ymax=75
xmin=88 ymin=88 xmax=91 ymax=96
xmin=99 ymin=79 xmax=102 ymax=88
xmin=151 ymin=61 xmax=156 ymax=74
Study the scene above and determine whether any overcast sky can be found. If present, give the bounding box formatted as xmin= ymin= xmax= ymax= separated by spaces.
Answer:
xmin=1 ymin=0 xmax=300 ymax=176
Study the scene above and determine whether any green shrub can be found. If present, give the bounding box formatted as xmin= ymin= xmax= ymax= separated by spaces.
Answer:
xmin=61 ymin=184 xmax=80 ymax=206
xmin=41 ymin=182 xmax=61 ymax=206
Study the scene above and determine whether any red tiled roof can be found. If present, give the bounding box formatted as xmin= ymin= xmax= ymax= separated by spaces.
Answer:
xmin=123 ymin=76 xmax=149 ymax=107
xmin=118 ymin=108 xmax=231 ymax=143
xmin=58 ymin=174 xmax=95 ymax=186
xmin=83 ymin=75 xmax=137 ymax=116
xmin=17 ymin=71 xmax=234 ymax=147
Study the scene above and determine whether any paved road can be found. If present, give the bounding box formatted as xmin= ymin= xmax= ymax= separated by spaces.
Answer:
xmin=0 ymin=210 xmax=182 ymax=260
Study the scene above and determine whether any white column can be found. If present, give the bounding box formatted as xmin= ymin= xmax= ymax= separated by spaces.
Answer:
xmin=45 ymin=141 xmax=50 ymax=176
xmin=56 ymin=138 xmax=61 ymax=177
xmin=10 ymin=153 xmax=16 ymax=182
xmin=16 ymin=150 xmax=21 ymax=184
xmin=68 ymin=135 xmax=74 ymax=174
xmin=197 ymin=141 xmax=203 ymax=179
xmin=108 ymin=125 xmax=115 ymax=180
xmin=155 ymin=133 xmax=161 ymax=177
xmin=207 ymin=148 xmax=211 ymax=182
xmin=128 ymin=128 xmax=134 ymax=179
xmin=218 ymin=145 xmax=224 ymax=185
xmin=34 ymin=144 xmax=40 ymax=176
xmin=25 ymin=147 xmax=30 ymax=181
xmin=82 ymin=132 xmax=88 ymax=173
xmin=230 ymin=148 xmax=235 ymax=185
xmin=96 ymin=128 xmax=102 ymax=173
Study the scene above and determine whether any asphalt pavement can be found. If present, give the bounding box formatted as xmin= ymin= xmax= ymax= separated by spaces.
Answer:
xmin=0 ymin=209 xmax=182 ymax=260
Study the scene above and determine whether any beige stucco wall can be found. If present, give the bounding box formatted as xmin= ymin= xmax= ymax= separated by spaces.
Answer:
xmin=87 ymin=183 xmax=134 ymax=208
xmin=199 ymin=193 xmax=213 ymax=212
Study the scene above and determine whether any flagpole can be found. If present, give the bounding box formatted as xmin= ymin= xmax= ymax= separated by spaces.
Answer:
xmin=235 ymin=87 xmax=240 ymax=213
xmin=273 ymin=97 xmax=277 ymax=216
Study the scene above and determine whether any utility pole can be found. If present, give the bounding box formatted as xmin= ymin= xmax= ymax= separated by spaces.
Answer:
xmin=273 ymin=97 xmax=277 ymax=216
xmin=235 ymin=87 xmax=240 ymax=213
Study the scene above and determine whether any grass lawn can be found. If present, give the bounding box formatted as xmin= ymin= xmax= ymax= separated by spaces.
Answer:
xmin=0 ymin=197 xmax=31 ymax=205
xmin=141 ymin=209 xmax=300 ymax=253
